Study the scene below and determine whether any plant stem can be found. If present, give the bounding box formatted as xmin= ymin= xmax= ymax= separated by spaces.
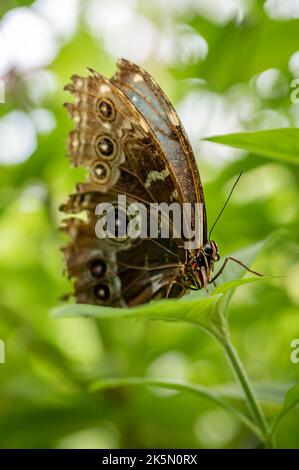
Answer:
xmin=220 ymin=334 xmax=273 ymax=447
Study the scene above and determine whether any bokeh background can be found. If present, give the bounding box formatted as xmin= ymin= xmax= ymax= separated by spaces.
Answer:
xmin=0 ymin=0 xmax=299 ymax=449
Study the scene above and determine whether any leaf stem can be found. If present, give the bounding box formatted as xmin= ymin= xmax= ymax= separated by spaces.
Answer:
xmin=220 ymin=334 xmax=273 ymax=447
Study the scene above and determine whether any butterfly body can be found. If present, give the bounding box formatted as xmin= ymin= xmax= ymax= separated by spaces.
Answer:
xmin=62 ymin=59 xmax=220 ymax=306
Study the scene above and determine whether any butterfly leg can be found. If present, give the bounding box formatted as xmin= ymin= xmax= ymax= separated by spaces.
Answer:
xmin=165 ymin=278 xmax=186 ymax=299
xmin=200 ymin=266 xmax=210 ymax=293
xmin=165 ymin=279 xmax=176 ymax=299
xmin=210 ymin=256 xmax=263 ymax=283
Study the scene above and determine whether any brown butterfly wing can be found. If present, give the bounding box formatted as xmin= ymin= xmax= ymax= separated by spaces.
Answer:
xmin=61 ymin=203 xmax=181 ymax=307
xmin=62 ymin=69 xmax=185 ymax=307
xmin=112 ymin=58 xmax=207 ymax=246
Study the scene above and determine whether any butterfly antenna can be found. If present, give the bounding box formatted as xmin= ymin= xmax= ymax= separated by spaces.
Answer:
xmin=208 ymin=171 xmax=243 ymax=240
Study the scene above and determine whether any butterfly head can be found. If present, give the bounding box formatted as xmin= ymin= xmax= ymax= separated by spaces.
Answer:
xmin=188 ymin=240 xmax=220 ymax=291
xmin=201 ymin=240 xmax=220 ymax=263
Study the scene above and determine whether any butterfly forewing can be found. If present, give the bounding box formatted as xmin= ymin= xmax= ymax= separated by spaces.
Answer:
xmin=112 ymin=58 xmax=207 ymax=245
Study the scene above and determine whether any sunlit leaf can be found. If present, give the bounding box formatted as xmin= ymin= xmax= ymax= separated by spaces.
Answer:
xmin=205 ymin=129 xmax=299 ymax=165
xmin=53 ymin=293 xmax=223 ymax=332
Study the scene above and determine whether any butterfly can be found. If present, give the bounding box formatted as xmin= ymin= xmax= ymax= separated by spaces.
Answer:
xmin=61 ymin=59 xmax=259 ymax=307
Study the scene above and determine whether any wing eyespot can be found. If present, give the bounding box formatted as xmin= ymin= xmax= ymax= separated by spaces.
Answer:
xmin=91 ymin=161 xmax=111 ymax=184
xmin=90 ymin=259 xmax=107 ymax=278
xmin=96 ymin=98 xmax=116 ymax=121
xmin=93 ymin=283 xmax=110 ymax=301
xmin=95 ymin=135 xmax=117 ymax=160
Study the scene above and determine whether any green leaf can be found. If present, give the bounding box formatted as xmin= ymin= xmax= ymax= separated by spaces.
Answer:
xmin=89 ymin=377 xmax=295 ymax=442
xmin=53 ymin=293 xmax=223 ymax=333
xmin=212 ymin=231 xmax=282 ymax=288
xmin=271 ymin=384 xmax=299 ymax=435
xmin=89 ymin=377 xmax=261 ymax=437
xmin=204 ymin=128 xmax=299 ymax=165
xmin=212 ymin=233 xmax=281 ymax=315
xmin=212 ymin=381 xmax=294 ymax=404
xmin=213 ymin=276 xmax=276 ymax=296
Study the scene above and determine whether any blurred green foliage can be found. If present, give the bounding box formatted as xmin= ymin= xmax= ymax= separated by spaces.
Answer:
xmin=0 ymin=0 xmax=299 ymax=449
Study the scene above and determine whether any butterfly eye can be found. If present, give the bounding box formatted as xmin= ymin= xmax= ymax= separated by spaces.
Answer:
xmin=203 ymin=243 xmax=213 ymax=256
xmin=90 ymin=259 xmax=107 ymax=278
xmin=92 ymin=161 xmax=110 ymax=183
xmin=96 ymin=98 xmax=115 ymax=121
xmin=93 ymin=284 xmax=110 ymax=301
